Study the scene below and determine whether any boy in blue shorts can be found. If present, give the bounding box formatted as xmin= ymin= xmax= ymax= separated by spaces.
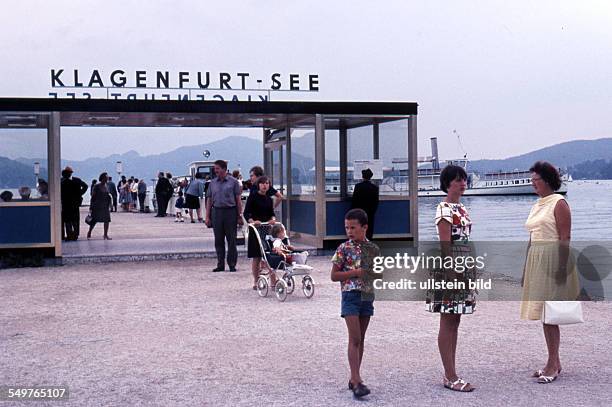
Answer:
xmin=331 ymin=208 xmax=379 ymax=399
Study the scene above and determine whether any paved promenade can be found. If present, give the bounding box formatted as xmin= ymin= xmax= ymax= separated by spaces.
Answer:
xmin=62 ymin=207 xmax=314 ymax=262
xmin=1 ymin=256 xmax=610 ymax=406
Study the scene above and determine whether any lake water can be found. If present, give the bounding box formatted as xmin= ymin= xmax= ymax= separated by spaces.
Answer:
xmin=418 ymin=180 xmax=612 ymax=241
xmin=4 ymin=180 xmax=610 ymax=242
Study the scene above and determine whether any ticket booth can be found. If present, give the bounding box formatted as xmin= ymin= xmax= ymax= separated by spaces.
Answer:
xmin=0 ymin=98 xmax=417 ymax=258
xmin=0 ymin=112 xmax=61 ymax=258
xmin=264 ymin=114 xmax=418 ymax=249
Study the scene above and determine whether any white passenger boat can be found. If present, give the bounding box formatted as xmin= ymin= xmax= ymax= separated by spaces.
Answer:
xmin=309 ymin=137 xmax=569 ymax=197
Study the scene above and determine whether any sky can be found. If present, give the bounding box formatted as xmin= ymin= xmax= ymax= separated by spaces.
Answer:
xmin=1 ymin=0 xmax=612 ymax=161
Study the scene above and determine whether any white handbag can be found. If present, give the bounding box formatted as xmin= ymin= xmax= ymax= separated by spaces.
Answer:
xmin=542 ymin=301 xmax=584 ymax=325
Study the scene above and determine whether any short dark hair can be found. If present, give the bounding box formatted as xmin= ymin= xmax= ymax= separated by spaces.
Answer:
xmin=99 ymin=172 xmax=108 ymax=182
xmin=108 ymin=176 xmax=112 ymax=181
xmin=166 ymin=173 xmax=172 ymax=178
xmin=250 ymin=166 xmax=264 ymax=177
xmin=345 ymin=208 xmax=368 ymax=226
xmin=362 ymin=168 xmax=373 ymax=180
xmin=439 ymin=165 xmax=468 ymax=193
xmin=530 ymin=161 xmax=562 ymax=191
xmin=256 ymin=175 xmax=269 ymax=186
xmin=214 ymin=160 xmax=228 ymax=170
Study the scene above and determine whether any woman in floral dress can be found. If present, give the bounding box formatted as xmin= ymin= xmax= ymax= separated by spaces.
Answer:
xmin=426 ymin=164 xmax=476 ymax=392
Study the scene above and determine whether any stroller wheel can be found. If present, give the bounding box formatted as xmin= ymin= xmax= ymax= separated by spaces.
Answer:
xmin=275 ymin=279 xmax=288 ymax=302
xmin=302 ymin=275 xmax=315 ymax=299
xmin=256 ymin=276 xmax=268 ymax=297
xmin=283 ymin=273 xmax=295 ymax=295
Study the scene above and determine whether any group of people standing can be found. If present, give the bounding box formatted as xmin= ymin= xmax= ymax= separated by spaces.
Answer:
xmin=154 ymin=172 xmax=174 ymax=217
xmin=60 ymin=168 xmax=155 ymax=241
xmin=60 ymin=166 xmax=88 ymax=241
xmin=335 ymin=160 xmax=580 ymax=399
xmin=106 ymin=175 xmax=148 ymax=213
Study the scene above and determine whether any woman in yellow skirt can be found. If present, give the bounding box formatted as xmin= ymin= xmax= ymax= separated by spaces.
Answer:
xmin=521 ymin=161 xmax=579 ymax=384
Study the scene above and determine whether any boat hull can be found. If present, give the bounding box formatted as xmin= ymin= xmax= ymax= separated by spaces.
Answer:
xmin=418 ymin=183 xmax=568 ymax=197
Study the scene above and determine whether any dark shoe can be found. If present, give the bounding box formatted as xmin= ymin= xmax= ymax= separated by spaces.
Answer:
xmin=229 ymin=267 xmax=237 ymax=272
xmin=212 ymin=267 xmax=225 ymax=272
xmin=352 ymin=383 xmax=370 ymax=398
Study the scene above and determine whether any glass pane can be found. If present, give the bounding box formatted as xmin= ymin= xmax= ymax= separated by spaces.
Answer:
xmin=325 ymin=128 xmax=340 ymax=195
xmin=0 ymin=128 xmax=49 ymax=201
xmin=271 ymin=146 xmax=283 ymax=194
xmin=379 ymin=119 xmax=409 ymax=196
xmin=347 ymin=124 xmax=374 ymax=193
xmin=290 ymin=128 xmax=315 ymax=196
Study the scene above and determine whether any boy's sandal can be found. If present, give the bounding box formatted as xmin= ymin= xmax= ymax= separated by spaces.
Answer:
xmin=352 ymin=383 xmax=370 ymax=398
xmin=443 ymin=377 xmax=474 ymax=392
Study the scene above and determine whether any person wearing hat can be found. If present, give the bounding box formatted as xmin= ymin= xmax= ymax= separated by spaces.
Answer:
xmin=350 ymin=168 xmax=379 ymax=240
xmin=61 ymin=166 xmax=88 ymax=241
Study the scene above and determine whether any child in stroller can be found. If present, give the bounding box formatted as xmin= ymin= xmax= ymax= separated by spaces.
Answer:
xmin=269 ymin=224 xmax=308 ymax=265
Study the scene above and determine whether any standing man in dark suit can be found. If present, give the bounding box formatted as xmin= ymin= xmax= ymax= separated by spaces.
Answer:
xmin=155 ymin=172 xmax=172 ymax=217
xmin=61 ymin=166 xmax=88 ymax=241
xmin=107 ymin=176 xmax=118 ymax=212
xmin=351 ymin=168 xmax=379 ymax=240
xmin=205 ymin=160 xmax=243 ymax=272
xmin=137 ymin=178 xmax=147 ymax=212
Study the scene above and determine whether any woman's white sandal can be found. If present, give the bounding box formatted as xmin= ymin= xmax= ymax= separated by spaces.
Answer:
xmin=537 ymin=374 xmax=558 ymax=384
xmin=443 ymin=377 xmax=474 ymax=392
xmin=533 ymin=367 xmax=561 ymax=378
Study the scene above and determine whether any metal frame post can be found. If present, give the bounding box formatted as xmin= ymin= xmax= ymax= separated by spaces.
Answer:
xmin=284 ymin=120 xmax=291 ymax=229
xmin=339 ymin=121 xmax=348 ymax=199
xmin=314 ymin=114 xmax=326 ymax=245
xmin=408 ymin=115 xmax=418 ymax=243
xmin=49 ymin=112 xmax=62 ymax=257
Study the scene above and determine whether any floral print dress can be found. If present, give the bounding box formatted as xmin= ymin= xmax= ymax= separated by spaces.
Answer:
xmin=425 ymin=201 xmax=477 ymax=314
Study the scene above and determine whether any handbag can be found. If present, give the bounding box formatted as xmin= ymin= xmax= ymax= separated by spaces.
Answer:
xmin=85 ymin=213 xmax=93 ymax=225
xmin=542 ymin=301 xmax=584 ymax=325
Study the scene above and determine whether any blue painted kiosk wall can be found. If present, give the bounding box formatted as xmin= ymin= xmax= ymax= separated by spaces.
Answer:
xmin=326 ymin=199 xmax=410 ymax=237
xmin=0 ymin=206 xmax=52 ymax=244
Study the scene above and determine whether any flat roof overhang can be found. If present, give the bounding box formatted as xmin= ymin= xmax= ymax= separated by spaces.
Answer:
xmin=0 ymin=98 xmax=417 ymax=129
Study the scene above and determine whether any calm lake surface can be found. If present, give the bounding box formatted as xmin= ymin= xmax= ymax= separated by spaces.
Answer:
xmin=418 ymin=180 xmax=612 ymax=241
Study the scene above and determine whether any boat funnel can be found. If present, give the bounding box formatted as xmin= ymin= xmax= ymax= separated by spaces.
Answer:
xmin=430 ymin=137 xmax=440 ymax=170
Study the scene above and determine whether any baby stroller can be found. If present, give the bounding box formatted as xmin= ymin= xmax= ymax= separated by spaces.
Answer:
xmin=248 ymin=222 xmax=315 ymax=302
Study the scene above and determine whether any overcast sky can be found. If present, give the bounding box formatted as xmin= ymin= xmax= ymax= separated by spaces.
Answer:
xmin=2 ymin=0 xmax=612 ymax=160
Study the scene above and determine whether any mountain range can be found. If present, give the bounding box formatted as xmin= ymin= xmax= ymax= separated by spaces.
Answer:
xmin=2 ymin=136 xmax=612 ymax=189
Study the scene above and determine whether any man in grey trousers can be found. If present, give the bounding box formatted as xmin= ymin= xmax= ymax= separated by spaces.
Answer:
xmin=205 ymin=159 xmax=243 ymax=272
